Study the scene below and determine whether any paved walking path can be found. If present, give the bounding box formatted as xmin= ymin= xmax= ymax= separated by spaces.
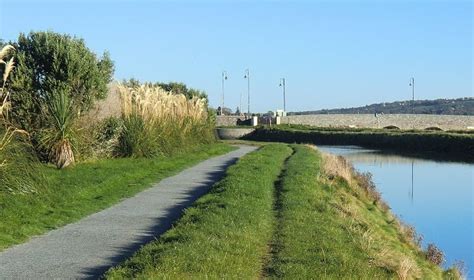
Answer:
xmin=0 ymin=145 xmax=256 ymax=279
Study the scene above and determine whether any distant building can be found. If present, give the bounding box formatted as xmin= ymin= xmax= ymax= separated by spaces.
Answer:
xmin=274 ymin=109 xmax=287 ymax=117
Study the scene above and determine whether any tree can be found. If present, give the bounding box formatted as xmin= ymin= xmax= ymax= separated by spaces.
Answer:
xmin=7 ymin=31 xmax=114 ymax=168
xmin=154 ymin=82 xmax=208 ymax=102
xmin=122 ymin=80 xmax=208 ymax=105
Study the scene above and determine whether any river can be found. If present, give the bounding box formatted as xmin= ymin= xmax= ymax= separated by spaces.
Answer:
xmin=317 ymin=145 xmax=473 ymax=277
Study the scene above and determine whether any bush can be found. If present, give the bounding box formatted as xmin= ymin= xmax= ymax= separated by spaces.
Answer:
xmin=425 ymin=243 xmax=444 ymax=265
xmin=117 ymin=84 xmax=214 ymax=157
xmin=123 ymin=79 xmax=209 ymax=103
xmin=0 ymin=132 xmax=41 ymax=195
xmin=6 ymin=31 xmax=114 ymax=167
xmin=76 ymin=117 xmax=123 ymax=160
xmin=0 ymin=44 xmax=40 ymax=195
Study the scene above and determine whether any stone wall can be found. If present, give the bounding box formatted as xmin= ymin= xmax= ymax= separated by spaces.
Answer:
xmin=280 ymin=114 xmax=474 ymax=130
xmin=216 ymin=116 xmax=249 ymax=126
xmin=217 ymin=114 xmax=474 ymax=130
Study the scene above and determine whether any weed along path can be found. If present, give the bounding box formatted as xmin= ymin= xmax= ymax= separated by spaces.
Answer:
xmin=0 ymin=145 xmax=256 ymax=279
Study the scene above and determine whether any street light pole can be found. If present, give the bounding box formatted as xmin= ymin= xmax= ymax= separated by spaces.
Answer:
xmin=279 ymin=78 xmax=286 ymax=113
xmin=239 ymin=91 xmax=242 ymax=116
xmin=221 ymin=71 xmax=227 ymax=115
xmin=244 ymin=69 xmax=250 ymax=115
xmin=409 ymin=77 xmax=415 ymax=114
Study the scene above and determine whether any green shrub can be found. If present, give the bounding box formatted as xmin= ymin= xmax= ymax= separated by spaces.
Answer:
xmin=76 ymin=117 xmax=123 ymax=160
xmin=37 ymin=82 xmax=78 ymax=168
xmin=7 ymin=31 xmax=114 ymax=166
xmin=0 ymin=130 xmax=42 ymax=195
xmin=118 ymin=113 xmax=159 ymax=157
xmin=0 ymin=44 xmax=41 ymax=195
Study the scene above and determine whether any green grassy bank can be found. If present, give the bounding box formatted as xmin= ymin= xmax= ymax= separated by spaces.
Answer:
xmin=243 ymin=125 xmax=474 ymax=162
xmin=0 ymin=143 xmax=234 ymax=250
xmin=106 ymin=144 xmax=292 ymax=279
xmin=266 ymin=145 xmax=449 ymax=279
xmin=106 ymin=143 xmax=458 ymax=279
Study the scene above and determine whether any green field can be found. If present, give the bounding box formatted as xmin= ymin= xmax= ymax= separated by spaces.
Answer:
xmin=106 ymin=143 xmax=457 ymax=279
xmin=0 ymin=143 xmax=234 ymax=250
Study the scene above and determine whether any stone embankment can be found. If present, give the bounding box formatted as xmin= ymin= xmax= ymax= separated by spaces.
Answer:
xmin=217 ymin=114 xmax=474 ymax=130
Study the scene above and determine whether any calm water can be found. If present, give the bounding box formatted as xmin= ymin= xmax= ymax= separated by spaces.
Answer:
xmin=317 ymin=145 xmax=474 ymax=277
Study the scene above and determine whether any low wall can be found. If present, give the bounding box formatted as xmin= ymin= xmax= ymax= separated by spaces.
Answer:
xmin=280 ymin=114 xmax=474 ymax=131
xmin=216 ymin=116 xmax=248 ymax=127
xmin=216 ymin=128 xmax=256 ymax=140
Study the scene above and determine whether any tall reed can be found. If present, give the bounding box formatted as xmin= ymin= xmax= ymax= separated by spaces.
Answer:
xmin=1 ymin=44 xmax=26 ymax=167
xmin=117 ymin=83 xmax=214 ymax=157
xmin=1 ymin=44 xmax=35 ymax=194
xmin=1 ymin=45 xmax=16 ymax=122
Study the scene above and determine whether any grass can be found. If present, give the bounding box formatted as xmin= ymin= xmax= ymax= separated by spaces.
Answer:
xmin=0 ymin=143 xmax=234 ymax=250
xmin=266 ymin=145 xmax=447 ymax=279
xmin=105 ymin=143 xmax=459 ymax=279
xmin=105 ymin=144 xmax=293 ymax=279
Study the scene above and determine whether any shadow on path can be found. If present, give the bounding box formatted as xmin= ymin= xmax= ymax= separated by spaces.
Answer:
xmin=80 ymin=157 xmax=239 ymax=279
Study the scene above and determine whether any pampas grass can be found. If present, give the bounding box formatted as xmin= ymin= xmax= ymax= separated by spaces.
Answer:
xmin=117 ymin=83 xmax=214 ymax=157
xmin=0 ymin=45 xmax=15 ymax=117
xmin=0 ymin=45 xmax=25 ymax=162
xmin=0 ymin=44 xmax=38 ymax=194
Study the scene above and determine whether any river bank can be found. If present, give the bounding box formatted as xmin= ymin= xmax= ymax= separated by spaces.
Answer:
xmin=242 ymin=125 xmax=474 ymax=162
xmin=106 ymin=144 xmax=460 ymax=279
xmin=318 ymin=145 xmax=473 ymax=278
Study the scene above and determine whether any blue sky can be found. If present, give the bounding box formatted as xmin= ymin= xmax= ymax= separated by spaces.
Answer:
xmin=0 ymin=0 xmax=472 ymax=112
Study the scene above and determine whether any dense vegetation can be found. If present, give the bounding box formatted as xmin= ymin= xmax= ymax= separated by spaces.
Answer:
xmin=291 ymin=97 xmax=474 ymax=115
xmin=0 ymin=29 xmax=214 ymax=171
xmin=4 ymin=31 xmax=114 ymax=168
xmin=117 ymin=84 xmax=214 ymax=157
xmin=0 ymin=44 xmax=37 ymax=196
xmin=244 ymin=125 xmax=474 ymax=162
xmin=0 ymin=31 xmax=219 ymax=248
xmin=106 ymin=144 xmax=460 ymax=279
xmin=0 ymin=143 xmax=233 ymax=250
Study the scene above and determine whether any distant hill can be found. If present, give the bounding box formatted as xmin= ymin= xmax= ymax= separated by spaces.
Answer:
xmin=291 ymin=97 xmax=474 ymax=116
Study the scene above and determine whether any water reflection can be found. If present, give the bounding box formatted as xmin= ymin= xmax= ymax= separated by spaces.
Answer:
xmin=411 ymin=161 xmax=414 ymax=205
xmin=317 ymin=145 xmax=474 ymax=277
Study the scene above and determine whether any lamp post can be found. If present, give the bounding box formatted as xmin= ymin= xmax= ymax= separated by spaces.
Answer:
xmin=244 ymin=69 xmax=250 ymax=115
xmin=221 ymin=71 xmax=228 ymax=115
xmin=411 ymin=160 xmax=414 ymax=204
xmin=279 ymin=78 xmax=286 ymax=113
xmin=239 ymin=91 xmax=242 ymax=116
xmin=409 ymin=77 xmax=415 ymax=114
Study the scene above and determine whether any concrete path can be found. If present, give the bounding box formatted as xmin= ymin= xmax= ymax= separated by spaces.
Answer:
xmin=0 ymin=145 xmax=256 ymax=279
